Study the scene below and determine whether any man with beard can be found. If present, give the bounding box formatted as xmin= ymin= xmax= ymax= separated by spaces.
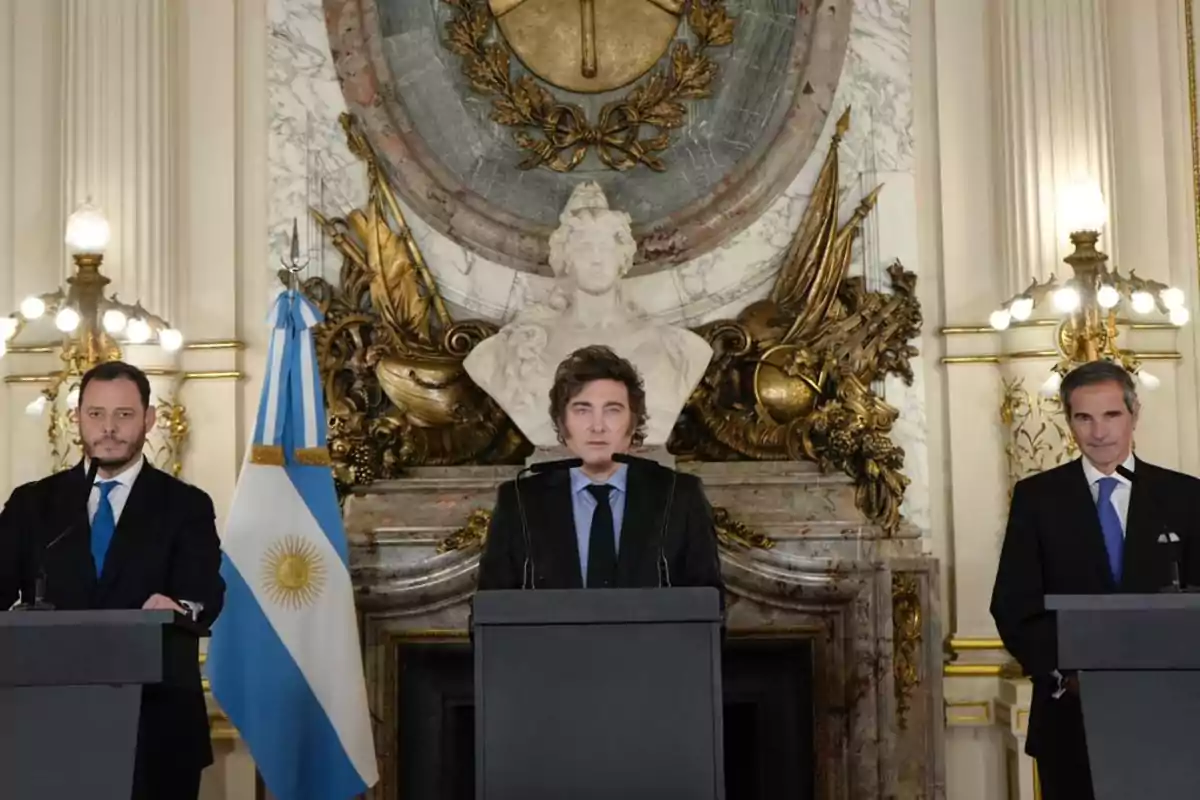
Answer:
xmin=0 ymin=360 xmax=225 ymax=800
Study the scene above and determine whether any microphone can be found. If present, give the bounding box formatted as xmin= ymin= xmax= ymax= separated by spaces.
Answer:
xmin=1115 ymin=464 xmax=1136 ymax=482
xmin=612 ymin=453 xmax=677 ymax=587
xmin=514 ymin=457 xmax=581 ymax=589
xmin=612 ymin=453 xmax=658 ymax=467
xmin=527 ymin=457 xmax=583 ymax=474
xmin=1158 ymin=530 xmax=1184 ymax=592
xmin=13 ymin=459 xmax=100 ymax=611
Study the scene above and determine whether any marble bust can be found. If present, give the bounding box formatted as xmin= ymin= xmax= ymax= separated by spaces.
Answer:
xmin=464 ymin=182 xmax=713 ymax=447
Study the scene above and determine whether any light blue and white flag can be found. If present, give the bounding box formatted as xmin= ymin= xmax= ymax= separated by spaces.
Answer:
xmin=207 ymin=290 xmax=378 ymax=800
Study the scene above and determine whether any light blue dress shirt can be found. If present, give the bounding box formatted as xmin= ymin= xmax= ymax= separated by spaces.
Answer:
xmin=569 ymin=464 xmax=628 ymax=583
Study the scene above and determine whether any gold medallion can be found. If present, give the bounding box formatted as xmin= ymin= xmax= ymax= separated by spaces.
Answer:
xmin=489 ymin=0 xmax=684 ymax=94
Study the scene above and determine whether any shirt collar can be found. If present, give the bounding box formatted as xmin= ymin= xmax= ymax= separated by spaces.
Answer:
xmin=1081 ymin=452 xmax=1135 ymax=487
xmin=570 ymin=463 xmax=629 ymax=495
xmin=84 ymin=455 xmax=145 ymax=490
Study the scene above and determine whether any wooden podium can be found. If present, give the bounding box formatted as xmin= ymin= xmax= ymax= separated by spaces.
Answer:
xmin=0 ymin=609 xmax=204 ymax=800
xmin=1048 ymin=593 xmax=1200 ymax=800
xmin=473 ymin=587 xmax=725 ymax=800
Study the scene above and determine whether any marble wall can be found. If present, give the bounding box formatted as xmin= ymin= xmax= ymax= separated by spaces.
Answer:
xmin=267 ymin=0 xmax=931 ymax=533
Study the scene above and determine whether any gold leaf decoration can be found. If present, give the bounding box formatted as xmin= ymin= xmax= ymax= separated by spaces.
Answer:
xmin=441 ymin=0 xmax=736 ymax=172
xmin=671 ymin=109 xmax=922 ymax=535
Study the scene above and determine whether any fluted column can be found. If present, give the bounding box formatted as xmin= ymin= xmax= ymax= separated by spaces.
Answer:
xmin=992 ymin=0 xmax=1116 ymax=296
xmin=61 ymin=0 xmax=176 ymax=321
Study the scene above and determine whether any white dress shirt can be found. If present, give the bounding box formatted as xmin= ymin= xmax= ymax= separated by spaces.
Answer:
xmin=85 ymin=456 xmax=145 ymax=525
xmin=1081 ymin=453 xmax=1134 ymax=536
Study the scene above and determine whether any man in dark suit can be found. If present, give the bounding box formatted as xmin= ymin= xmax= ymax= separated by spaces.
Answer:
xmin=991 ymin=359 xmax=1200 ymax=800
xmin=0 ymin=360 xmax=225 ymax=800
xmin=477 ymin=345 xmax=723 ymax=594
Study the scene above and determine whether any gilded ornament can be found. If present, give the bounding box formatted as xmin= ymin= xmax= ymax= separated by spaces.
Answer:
xmin=712 ymin=507 xmax=775 ymax=550
xmin=296 ymin=114 xmax=529 ymax=491
xmin=1000 ymin=376 xmax=1078 ymax=491
xmin=442 ymin=0 xmax=735 ymax=172
xmin=438 ymin=508 xmax=494 ymax=553
xmin=672 ymin=109 xmax=922 ymax=535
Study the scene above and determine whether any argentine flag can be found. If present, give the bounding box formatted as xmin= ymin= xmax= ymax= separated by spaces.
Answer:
xmin=207 ymin=290 xmax=378 ymax=799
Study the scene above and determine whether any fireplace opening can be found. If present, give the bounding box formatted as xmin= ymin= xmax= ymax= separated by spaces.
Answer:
xmin=395 ymin=636 xmax=814 ymax=799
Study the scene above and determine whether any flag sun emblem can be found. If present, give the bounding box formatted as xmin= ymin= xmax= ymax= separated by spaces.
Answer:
xmin=261 ymin=535 xmax=327 ymax=609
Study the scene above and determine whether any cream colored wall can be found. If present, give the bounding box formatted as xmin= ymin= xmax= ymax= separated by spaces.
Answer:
xmin=920 ymin=0 xmax=1200 ymax=798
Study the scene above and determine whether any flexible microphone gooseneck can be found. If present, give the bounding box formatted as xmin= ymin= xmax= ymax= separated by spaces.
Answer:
xmin=15 ymin=459 xmax=100 ymax=611
xmin=613 ymin=453 xmax=677 ymax=588
xmin=515 ymin=457 xmax=583 ymax=589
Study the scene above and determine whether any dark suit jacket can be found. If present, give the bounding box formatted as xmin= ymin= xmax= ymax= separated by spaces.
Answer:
xmin=477 ymin=460 xmax=724 ymax=594
xmin=990 ymin=457 xmax=1200 ymax=758
xmin=0 ymin=460 xmax=225 ymax=772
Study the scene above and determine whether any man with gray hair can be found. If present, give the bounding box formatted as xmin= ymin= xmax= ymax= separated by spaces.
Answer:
xmin=990 ymin=359 xmax=1200 ymax=799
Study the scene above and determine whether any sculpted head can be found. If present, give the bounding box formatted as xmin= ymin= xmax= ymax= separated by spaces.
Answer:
xmin=549 ymin=345 xmax=647 ymax=475
xmin=1060 ymin=360 xmax=1140 ymax=474
xmin=548 ymin=182 xmax=637 ymax=295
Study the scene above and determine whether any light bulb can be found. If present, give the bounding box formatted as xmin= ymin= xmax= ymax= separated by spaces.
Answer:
xmin=989 ymin=309 xmax=1011 ymax=331
xmin=1131 ymin=291 xmax=1156 ymax=314
xmin=64 ymin=201 xmax=111 ymax=254
xmin=19 ymin=296 xmax=45 ymax=320
xmin=66 ymin=387 xmax=79 ymax=410
xmin=1170 ymin=307 xmax=1190 ymax=326
xmin=1058 ymin=180 xmax=1108 ymax=233
xmin=1096 ymin=285 xmax=1120 ymax=309
xmin=1161 ymin=287 xmax=1186 ymax=310
xmin=1053 ymin=287 xmax=1081 ymax=313
xmin=1010 ymin=297 xmax=1034 ymax=321
xmin=159 ymin=328 xmax=183 ymax=351
xmin=1137 ymin=370 xmax=1161 ymax=390
xmin=0 ymin=316 xmax=17 ymax=341
xmin=25 ymin=396 xmax=48 ymax=416
xmin=125 ymin=317 xmax=151 ymax=343
xmin=54 ymin=307 xmax=80 ymax=333
xmin=1040 ymin=372 xmax=1063 ymax=398
xmin=102 ymin=309 xmax=128 ymax=333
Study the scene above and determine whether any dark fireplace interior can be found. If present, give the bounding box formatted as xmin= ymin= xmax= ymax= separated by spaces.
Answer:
xmin=396 ymin=636 xmax=815 ymax=800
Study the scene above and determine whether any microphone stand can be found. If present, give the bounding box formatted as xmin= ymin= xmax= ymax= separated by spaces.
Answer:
xmin=11 ymin=459 xmax=100 ymax=611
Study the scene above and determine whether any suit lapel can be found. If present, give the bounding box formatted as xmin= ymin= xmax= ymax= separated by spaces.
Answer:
xmin=1063 ymin=459 xmax=1118 ymax=591
xmin=53 ymin=462 xmax=97 ymax=594
xmin=534 ymin=471 xmax=582 ymax=589
xmin=616 ymin=464 xmax=657 ymax=586
xmin=96 ymin=464 xmax=157 ymax=596
xmin=1121 ymin=457 xmax=1159 ymax=590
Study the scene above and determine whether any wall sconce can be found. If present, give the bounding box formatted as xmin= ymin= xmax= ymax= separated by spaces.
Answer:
xmin=0 ymin=200 xmax=184 ymax=411
xmin=988 ymin=181 xmax=1187 ymax=394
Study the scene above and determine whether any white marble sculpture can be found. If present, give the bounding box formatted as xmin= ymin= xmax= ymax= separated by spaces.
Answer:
xmin=464 ymin=182 xmax=714 ymax=447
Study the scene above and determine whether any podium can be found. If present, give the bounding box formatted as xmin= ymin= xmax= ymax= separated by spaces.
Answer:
xmin=1048 ymin=594 xmax=1200 ymax=800
xmin=473 ymin=587 xmax=725 ymax=800
xmin=0 ymin=609 xmax=202 ymax=800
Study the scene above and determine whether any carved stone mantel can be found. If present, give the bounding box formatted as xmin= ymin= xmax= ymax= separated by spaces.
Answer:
xmin=344 ymin=460 xmax=945 ymax=799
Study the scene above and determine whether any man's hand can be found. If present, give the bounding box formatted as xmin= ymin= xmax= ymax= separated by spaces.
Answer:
xmin=142 ymin=593 xmax=185 ymax=613
xmin=1064 ymin=674 xmax=1081 ymax=696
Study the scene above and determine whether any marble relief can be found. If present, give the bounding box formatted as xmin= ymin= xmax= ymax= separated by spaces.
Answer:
xmin=266 ymin=0 xmax=926 ymax=534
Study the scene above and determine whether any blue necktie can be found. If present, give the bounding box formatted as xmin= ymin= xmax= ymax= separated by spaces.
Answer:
xmin=90 ymin=481 xmax=119 ymax=577
xmin=1096 ymin=477 xmax=1124 ymax=584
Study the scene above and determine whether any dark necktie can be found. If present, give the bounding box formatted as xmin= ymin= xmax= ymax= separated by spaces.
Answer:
xmin=1096 ymin=477 xmax=1124 ymax=583
xmin=586 ymin=484 xmax=617 ymax=588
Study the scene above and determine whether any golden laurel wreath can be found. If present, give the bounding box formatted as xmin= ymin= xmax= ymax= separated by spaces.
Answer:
xmin=441 ymin=0 xmax=735 ymax=172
